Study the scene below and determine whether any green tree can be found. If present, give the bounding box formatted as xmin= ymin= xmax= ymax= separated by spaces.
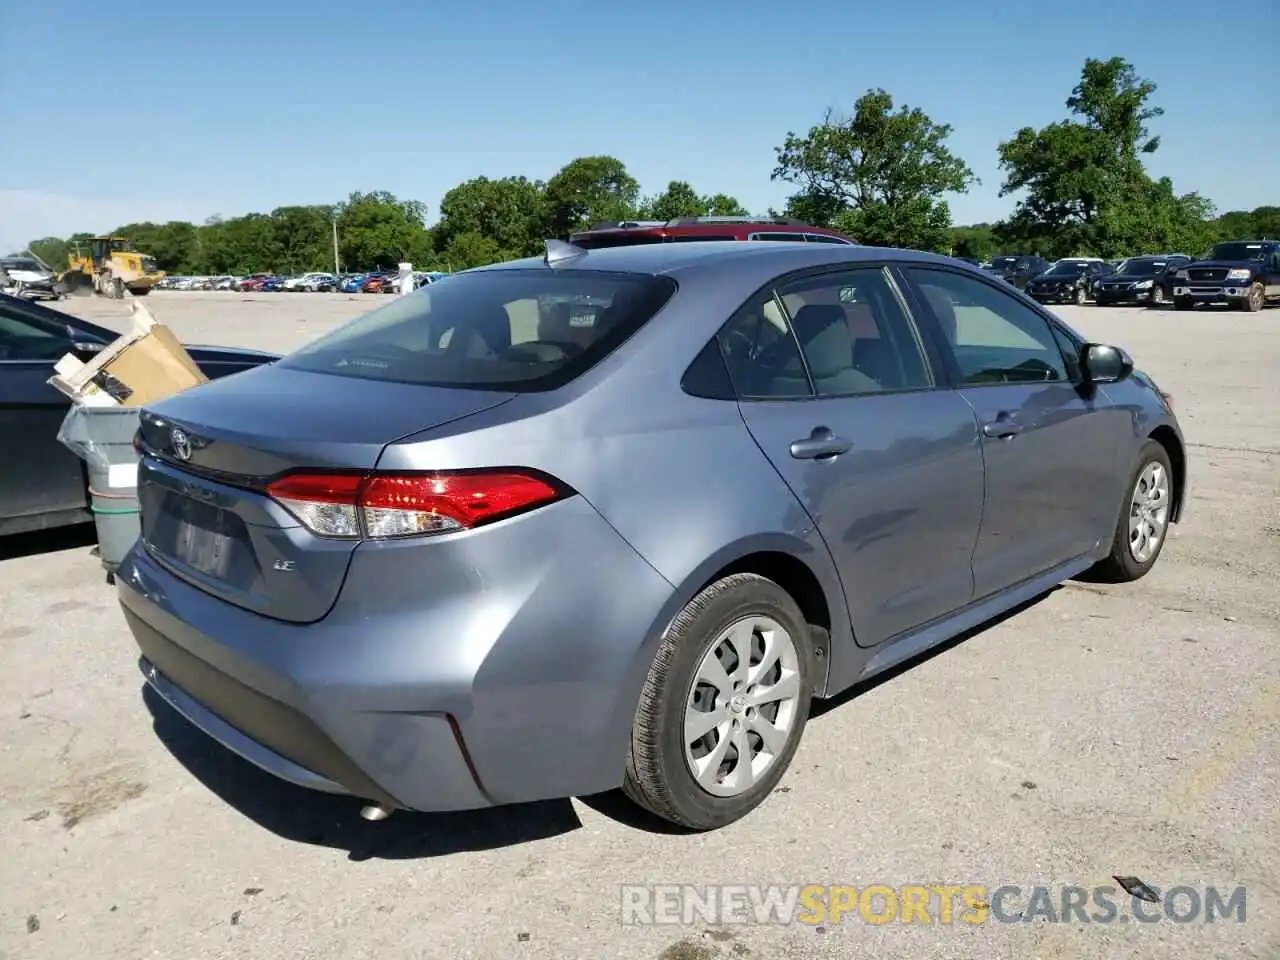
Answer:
xmin=543 ymin=156 xmax=640 ymax=237
xmin=636 ymin=181 xmax=750 ymax=220
xmin=771 ymin=89 xmax=976 ymax=250
xmin=433 ymin=176 xmax=546 ymax=260
xmin=949 ymin=223 xmax=998 ymax=261
xmin=1214 ymin=205 xmax=1280 ymax=241
xmin=336 ymin=191 xmax=432 ymax=271
xmin=995 ymin=57 xmax=1215 ymax=259
xmin=439 ymin=231 xmax=507 ymax=271
xmin=26 ymin=237 xmax=71 ymax=270
xmin=269 ymin=205 xmax=336 ymax=274
xmin=1248 ymin=206 xmax=1280 ymax=238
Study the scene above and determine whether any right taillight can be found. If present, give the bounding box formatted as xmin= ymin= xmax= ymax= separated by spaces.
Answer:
xmin=265 ymin=469 xmax=569 ymax=539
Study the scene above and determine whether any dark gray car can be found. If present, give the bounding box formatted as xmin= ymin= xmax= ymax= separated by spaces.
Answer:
xmin=0 ymin=293 xmax=278 ymax=537
xmin=117 ymin=241 xmax=1187 ymax=831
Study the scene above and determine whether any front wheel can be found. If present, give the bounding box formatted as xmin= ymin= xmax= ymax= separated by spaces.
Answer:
xmin=624 ymin=573 xmax=814 ymax=831
xmin=1089 ymin=440 xmax=1174 ymax=583
xmin=1074 ymin=286 xmax=1087 ymax=305
xmin=1150 ymin=284 xmax=1166 ymax=306
xmin=1241 ymin=282 xmax=1265 ymax=312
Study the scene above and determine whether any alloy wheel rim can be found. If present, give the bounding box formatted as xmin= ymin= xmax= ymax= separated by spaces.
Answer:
xmin=1128 ymin=461 xmax=1171 ymax=563
xmin=1250 ymin=286 xmax=1263 ymax=310
xmin=683 ymin=616 xmax=801 ymax=798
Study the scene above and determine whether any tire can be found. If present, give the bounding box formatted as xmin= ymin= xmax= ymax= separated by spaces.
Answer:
xmin=1074 ymin=285 xmax=1087 ymax=305
xmin=1150 ymin=284 xmax=1166 ymax=306
xmin=1089 ymin=439 xmax=1174 ymax=583
xmin=623 ymin=573 xmax=814 ymax=830
xmin=1174 ymin=297 xmax=1194 ymax=311
xmin=1241 ymin=282 xmax=1264 ymax=312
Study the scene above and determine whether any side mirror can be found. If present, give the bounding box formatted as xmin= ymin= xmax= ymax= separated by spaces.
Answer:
xmin=1080 ymin=343 xmax=1133 ymax=384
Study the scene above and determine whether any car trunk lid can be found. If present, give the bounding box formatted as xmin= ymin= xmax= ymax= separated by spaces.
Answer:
xmin=135 ymin=364 xmax=516 ymax=622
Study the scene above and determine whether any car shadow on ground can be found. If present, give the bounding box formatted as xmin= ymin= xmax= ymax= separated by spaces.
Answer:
xmin=142 ymin=588 xmax=1063 ymax=854
xmin=0 ymin=522 xmax=97 ymax=562
xmin=142 ymin=684 xmax=585 ymax=860
xmin=811 ymin=589 xmax=1056 ymax=719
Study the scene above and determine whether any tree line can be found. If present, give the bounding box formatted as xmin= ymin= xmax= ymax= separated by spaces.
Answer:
xmin=20 ymin=57 xmax=1277 ymax=277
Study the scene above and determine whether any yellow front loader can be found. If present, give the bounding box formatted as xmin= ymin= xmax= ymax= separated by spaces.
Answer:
xmin=60 ymin=236 xmax=166 ymax=298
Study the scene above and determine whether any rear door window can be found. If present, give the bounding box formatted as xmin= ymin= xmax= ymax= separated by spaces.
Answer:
xmin=774 ymin=268 xmax=933 ymax=396
xmin=279 ymin=269 xmax=676 ymax=391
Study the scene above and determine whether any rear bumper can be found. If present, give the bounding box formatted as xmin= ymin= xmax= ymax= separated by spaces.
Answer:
xmin=116 ymin=495 xmax=677 ymax=812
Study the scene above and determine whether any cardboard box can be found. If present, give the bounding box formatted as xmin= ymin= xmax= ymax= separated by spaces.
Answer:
xmin=49 ymin=301 xmax=207 ymax=406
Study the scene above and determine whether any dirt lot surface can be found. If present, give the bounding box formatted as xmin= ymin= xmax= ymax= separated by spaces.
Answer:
xmin=2 ymin=291 xmax=1277 ymax=960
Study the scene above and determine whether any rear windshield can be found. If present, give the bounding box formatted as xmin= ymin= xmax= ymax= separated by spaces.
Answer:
xmin=1206 ymin=242 xmax=1264 ymax=262
xmin=279 ymin=268 xmax=677 ymax=391
xmin=571 ymin=232 xmax=739 ymax=248
xmin=570 ymin=233 xmax=666 ymax=249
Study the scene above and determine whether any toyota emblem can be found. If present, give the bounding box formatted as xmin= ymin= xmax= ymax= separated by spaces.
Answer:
xmin=170 ymin=428 xmax=192 ymax=461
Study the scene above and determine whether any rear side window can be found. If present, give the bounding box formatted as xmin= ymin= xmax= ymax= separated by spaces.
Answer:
xmin=279 ymin=269 xmax=676 ymax=391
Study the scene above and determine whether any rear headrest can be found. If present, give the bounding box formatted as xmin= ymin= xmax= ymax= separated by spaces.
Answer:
xmin=537 ymin=301 xmax=574 ymax=342
xmin=842 ymin=301 xmax=878 ymax=338
xmin=791 ymin=304 xmax=852 ymax=380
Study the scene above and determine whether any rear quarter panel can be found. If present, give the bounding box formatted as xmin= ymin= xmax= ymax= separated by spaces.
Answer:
xmin=375 ymin=258 xmax=856 ymax=694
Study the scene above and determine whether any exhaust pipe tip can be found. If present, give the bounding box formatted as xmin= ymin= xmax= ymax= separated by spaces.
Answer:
xmin=360 ymin=803 xmax=393 ymax=822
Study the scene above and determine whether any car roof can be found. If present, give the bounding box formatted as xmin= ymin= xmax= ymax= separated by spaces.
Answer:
xmin=474 ymin=239 xmax=961 ymax=282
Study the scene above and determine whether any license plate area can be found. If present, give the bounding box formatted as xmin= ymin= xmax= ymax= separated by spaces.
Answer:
xmin=147 ymin=490 xmax=255 ymax=585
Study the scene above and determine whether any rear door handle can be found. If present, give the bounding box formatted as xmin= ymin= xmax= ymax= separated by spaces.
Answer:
xmin=790 ymin=427 xmax=852 ymax=460
xmin=982 ymin=418 xmax=1022 ymax=439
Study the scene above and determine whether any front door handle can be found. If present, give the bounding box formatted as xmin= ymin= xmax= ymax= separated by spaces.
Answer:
xmin=790 ymin=427 xmax=852 ymax=460
xmin=982 ymin=418 xmax=1022 ymax=439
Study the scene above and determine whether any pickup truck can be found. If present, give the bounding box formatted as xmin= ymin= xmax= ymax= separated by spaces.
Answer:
xmin=1172 ymin=240 xmax=1280 ymax=312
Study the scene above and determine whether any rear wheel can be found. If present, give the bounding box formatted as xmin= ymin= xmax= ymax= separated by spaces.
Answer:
xmin=1241 ymin=282 xmax=1264 ymax=312
xmin=1089 ymin=440 xmax=1174 ymax=583
xmin=624 ymin=573 xmax=814 ymax=830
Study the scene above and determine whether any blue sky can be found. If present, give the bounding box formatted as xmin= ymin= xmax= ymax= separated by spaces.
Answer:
xmin=1 ymin=0 xmax=1275 ymax=252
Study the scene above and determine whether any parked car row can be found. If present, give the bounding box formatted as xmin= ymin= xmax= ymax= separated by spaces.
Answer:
xmin=974 ymin=242 xmax=1279 ymax=311
xmin=155 ymin=271 xmax=451 ymax=293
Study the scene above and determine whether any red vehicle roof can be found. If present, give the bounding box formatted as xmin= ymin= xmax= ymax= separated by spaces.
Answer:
xmin=568 ymin=216 xmax=856 ymax=248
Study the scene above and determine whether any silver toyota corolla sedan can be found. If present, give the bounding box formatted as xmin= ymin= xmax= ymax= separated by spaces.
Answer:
xmin=118 ymin=240 xmax=1186 ymax=831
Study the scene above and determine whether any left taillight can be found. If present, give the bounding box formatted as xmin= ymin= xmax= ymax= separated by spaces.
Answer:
xmin=264 ymin=469 xmax=570 ymax=540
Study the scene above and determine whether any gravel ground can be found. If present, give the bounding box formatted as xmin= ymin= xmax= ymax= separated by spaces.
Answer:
xmin=1 ymin=291 xmax=1277 ymax=960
